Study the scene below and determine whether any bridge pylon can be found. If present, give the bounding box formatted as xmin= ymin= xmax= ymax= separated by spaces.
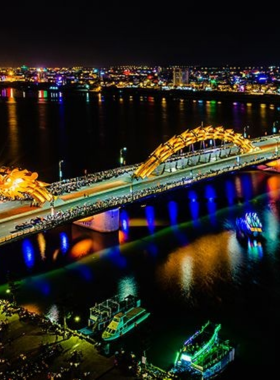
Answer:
xmin=73 ymin=208 xmax=120 ymax=232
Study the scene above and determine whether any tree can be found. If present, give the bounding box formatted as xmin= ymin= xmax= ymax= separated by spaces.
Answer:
xmin=55 ymin=293 xmax=75 ymax=336
xmin=6 ymin=271 xmax=21 ymax=306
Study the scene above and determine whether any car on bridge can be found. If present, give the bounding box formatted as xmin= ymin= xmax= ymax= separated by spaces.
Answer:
xmin=15 ymin=222 xmax=34 ymax=231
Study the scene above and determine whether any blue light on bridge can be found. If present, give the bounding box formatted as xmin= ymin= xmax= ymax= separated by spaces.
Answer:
xmin=188 ymin=190 xmax=200 ymax=224
xmin=241 ymin=174 xmax=253 ymax=201
xmin=60 ymin=232 xmax=69 ymax=255
xmin=207 ymin=199 xmax=217 ymax=225
xmin=120 ymin=210 xmax=129 ymax=233
xmin=22 ymin=239 xmax=35 ymax=269
xmin=108 ymin=247 xmax=127 ymax=268
xmin=225 ymin=179 xmax=235 ymax=206
xmin=188 ymin=189 xmax=198 ymax=202
xmin=145 ymin=205 xmax=155 ymax=234
xmin=205 ymin=185 xmax=217 ymax=225
xmin=168 ymin=200 xmax=178 ymax=225
xmin=205 ymin=184 xmax=216 ymax=202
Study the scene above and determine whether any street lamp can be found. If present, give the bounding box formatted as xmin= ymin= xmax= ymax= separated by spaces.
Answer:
xmin=275 ymin=137 xmax=279 ymax=158
xmin=119 ymin=147 xmax=127 ymax=166
xmin=50 ymin=195 xmax=55 ymax=216
xmin=244 ymin=126 xmax=249 ymax=138
xmin=130 ymin=175 xmax=134 ymax=201
xmin=272 ymin=121 xmax=279 ymax=134
xmin=59 ymin=160 xmax=64 ymax=182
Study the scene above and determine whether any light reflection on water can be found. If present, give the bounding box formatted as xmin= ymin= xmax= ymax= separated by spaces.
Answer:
xmin=0 ymin=171 xmax=279 ymax=376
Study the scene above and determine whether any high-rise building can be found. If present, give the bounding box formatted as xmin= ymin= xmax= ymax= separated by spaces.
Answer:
xmin=173 ymin=67 xmax=182 ymax=86
xmin=173 ymin=67 xmax=189 ymax=87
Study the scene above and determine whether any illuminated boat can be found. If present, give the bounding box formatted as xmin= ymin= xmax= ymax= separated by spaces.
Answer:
xmin=173 ymin=321 xmax=235 ymax=379
xmin=88 ymin=294 xmax=138 ymax=333
xmin=101 ymin=300 xmax=150 ymax=341
xmin=190 ymin=340 xmax=235 ymax=379
xmin=236 ymin=212 xmax=263 ymax=242
xmin=175 ymin=321 xmax=221 ymax=366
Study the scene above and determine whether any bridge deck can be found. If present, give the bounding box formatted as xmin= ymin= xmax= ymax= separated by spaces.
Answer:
xmin=0 ymin=202 xmax=41 ymax=220
xmin=60 ymin=180 xmax=126 ymax=201
xmin=0 ymin=134 xmax=279 ymax=245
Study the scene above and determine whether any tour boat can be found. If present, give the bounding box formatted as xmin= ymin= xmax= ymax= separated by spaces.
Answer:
xmin=87 ymin=294 xmax=138 ymax=333
xmin=175 ymin=321 xmax=221 ymax=365
xmin=173 ymin=321 xmax=235 ymax=379
xmin=190 ymin=340 xmax=235 ymax=379
xmin=236 ymin=211 xmax=263 ymax=242
xmin=101 ymin=299 xmax=150 ymax=341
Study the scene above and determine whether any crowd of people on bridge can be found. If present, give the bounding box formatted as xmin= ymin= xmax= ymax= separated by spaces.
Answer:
xmin=3 ymin=152 xmax=269 ymax=245
xmin=47 ymin=165 xmax=139 ymax=197
xmin=9 ymin=161 xmax=247 ymax=240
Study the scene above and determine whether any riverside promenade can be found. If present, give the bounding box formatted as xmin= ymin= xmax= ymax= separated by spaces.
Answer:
xmin=0 ymin=300 xmax=137 ymax=380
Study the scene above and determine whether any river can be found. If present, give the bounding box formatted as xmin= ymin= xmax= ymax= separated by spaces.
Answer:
xmin=0 ymin=88 xmax=279 ymax=378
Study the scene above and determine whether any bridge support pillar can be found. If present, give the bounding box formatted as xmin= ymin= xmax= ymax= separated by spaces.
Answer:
xmin=73 ymin=208 xmax=119 ymax=232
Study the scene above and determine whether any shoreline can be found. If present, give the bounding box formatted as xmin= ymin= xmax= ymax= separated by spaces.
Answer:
xmin=1 ymin=82 xmax=280 ymax=104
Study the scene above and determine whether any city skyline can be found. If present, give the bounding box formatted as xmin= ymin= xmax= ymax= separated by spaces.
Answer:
xmin=1 ymin=4 xmax=280 ymax=67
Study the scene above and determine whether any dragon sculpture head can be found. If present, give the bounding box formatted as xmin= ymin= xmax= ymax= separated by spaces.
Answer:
xmin=0 ymin=167 xmax=52 ymax=204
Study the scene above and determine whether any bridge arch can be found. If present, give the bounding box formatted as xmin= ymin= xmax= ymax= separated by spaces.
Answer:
xmin=133 ymin=125 xmax=258 ymax=179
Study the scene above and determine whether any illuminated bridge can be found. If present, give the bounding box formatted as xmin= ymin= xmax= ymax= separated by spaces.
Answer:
xmin=133 ymin=125 xmax=257 ymax=179
xmin=0 ymin=125 xmax=279 ymax=245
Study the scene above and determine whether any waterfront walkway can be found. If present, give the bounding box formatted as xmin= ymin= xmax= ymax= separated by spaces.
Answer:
xmin=0 ymin=300 xmax=137 ymax=380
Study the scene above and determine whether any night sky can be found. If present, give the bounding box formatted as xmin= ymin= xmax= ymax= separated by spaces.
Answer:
xmin=1 ymin=3 xmax=280 ymax=68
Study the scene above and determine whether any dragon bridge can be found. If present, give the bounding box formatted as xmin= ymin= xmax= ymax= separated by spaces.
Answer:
xmin=133 ymin=125 xmax=258 ymax=179
xmin=0 ymin=167 xmax=52 ymax=204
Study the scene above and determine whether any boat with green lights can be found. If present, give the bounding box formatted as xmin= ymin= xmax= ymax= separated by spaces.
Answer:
xmin=173 ymin=321 xmax=235 ymax=379
xmin=175 ymin=321 xmax=221 ymax=365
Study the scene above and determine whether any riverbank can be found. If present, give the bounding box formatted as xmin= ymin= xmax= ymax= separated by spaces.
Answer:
xmin=0 ymin=299 xmax=138 ymax=380
xmin=2 ymin=82 xmax=280 ymax=105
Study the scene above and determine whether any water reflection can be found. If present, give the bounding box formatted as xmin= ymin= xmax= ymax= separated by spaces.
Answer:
xmin=118 ymin=276 xmax=137 ymax=300
xmin=1 ymin=171 xmax=280 ymax=285
xmin=22 ymin=239 xmax=35 ymax=269
xmin=145 ymin=205 xmax=156 ymax=234
xmin=0 ymin=171 xmax=279 ymax=376
xmin=37 ymin=233 xmax=47 ymax=260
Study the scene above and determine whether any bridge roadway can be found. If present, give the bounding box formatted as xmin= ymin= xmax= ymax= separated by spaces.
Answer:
xmin=0 ymin=134 xmax=279 ymax=246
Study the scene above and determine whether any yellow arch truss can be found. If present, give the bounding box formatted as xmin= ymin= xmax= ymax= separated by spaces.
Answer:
xmin=133 ymin=125 xmax=258 ymax=179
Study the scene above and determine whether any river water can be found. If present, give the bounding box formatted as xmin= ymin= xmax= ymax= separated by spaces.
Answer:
xmin=0 ymin=88 xmax=279 ymax=378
